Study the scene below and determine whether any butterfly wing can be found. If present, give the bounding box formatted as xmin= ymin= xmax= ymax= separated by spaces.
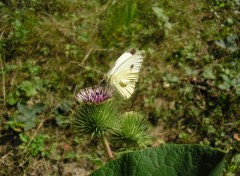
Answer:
xmin=107 ymin=49 xmax=144 ymax=99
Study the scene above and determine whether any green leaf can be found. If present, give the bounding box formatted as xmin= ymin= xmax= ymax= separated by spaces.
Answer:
xmin=91 ymin=144 xmax=226 ymax=176
xmin=163 ymin=73 xmax=179 ymax=83
xmin=55 ymin=115 xmax=70 ymax=128
xmin=16 ymin=103 xmax=46 ymax=130
xmin=215 ymin=34 xmax=238 ymax=52
xmin=82 ymin=154 xmax=104 ymax=167
xmin=182 ymin=66 xmax=199 ymax=76
xmin=218 ymin=83 xmax=230 ymax=90
xmin=19 ymin=133 xmax=29 ymax=143
xmin=152 ymin=7 xmax=172 ymax=31
xmin=19 ymin=80 xmax=38 ymax=97
xmin=64 ymin=151 xmax=76 ymax=159
xmin=202 ymin=67 xmax=216 ymax=80
xmin=7 ymin=92 xmax=19 ymax=105
xmin=220 ymin=74 xmax=231 ymax=83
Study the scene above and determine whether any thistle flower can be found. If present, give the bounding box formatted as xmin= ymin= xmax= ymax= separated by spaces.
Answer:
xmin=71 ymin=86 xmax=120 ymax=137
xmin=113 ymin=112 xmax=151 ymax=148
xmin=71 ymin=86 xmax=120 ymax=159
xmin=71 ymin=85 xmax=150 ymax=159
xmin=75 ymin=86 xmax=115 ymax=104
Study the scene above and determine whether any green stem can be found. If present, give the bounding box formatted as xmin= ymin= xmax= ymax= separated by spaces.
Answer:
xmin=100 ymin=133 xmax=114 ymax=160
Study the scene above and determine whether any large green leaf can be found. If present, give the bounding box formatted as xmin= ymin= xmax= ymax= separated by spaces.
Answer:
xmin=91 ymin=144 xmax=226 ymax=176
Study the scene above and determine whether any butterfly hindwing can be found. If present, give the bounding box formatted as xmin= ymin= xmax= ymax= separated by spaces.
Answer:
xmin=111 ymin=71 xmax=138 ymax=99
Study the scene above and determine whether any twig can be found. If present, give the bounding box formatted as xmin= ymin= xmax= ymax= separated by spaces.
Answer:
xmin=80 ymin=47 xmax=113 ymax=65
xmin=81 ymin=48 xmax=93 ymax=65
xmin=0 ymin=150 xmax=13 ymax=162
xmin=94 ymin=48 xmax=113 ymax=51
xmin=0 ymin=58 xmax=5 ymax=104
xmin=11 ymin=119 xmax=45 ymax=168
xmin=70 ymin=60 xmax=105 ymax=76
xmin=0 ymin=30 xmax=5 ymax=104
xmin=22 ymin=119 xmax=44 ymax=155
xmin=0 ymin=29 xmax=4 ymax=38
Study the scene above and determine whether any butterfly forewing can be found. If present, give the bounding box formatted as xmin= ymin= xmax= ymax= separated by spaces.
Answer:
xmin=107 ymin=49 xmax=144 ymax=99
xmin=107 ymin=52 xmax=133 ymax=76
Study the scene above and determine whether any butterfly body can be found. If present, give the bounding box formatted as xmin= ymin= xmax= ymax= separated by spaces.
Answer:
xmin=107 ymin=49 xmax=144 ymax=99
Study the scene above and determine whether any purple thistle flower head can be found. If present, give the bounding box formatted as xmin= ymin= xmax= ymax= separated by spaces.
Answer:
xmin=75 ymin=86 xmax=115 ymax=104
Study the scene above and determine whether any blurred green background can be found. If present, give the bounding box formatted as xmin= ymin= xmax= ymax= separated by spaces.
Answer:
xmin=0 ymin=0 xmax=239 ymax=175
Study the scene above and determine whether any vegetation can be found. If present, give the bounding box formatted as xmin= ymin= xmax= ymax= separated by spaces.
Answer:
xmin=0 ymin=0 xmax=239 ymax=175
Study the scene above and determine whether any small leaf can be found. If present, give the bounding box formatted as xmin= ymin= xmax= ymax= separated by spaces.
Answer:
xmin=19 ymin=133 xmax=29 ymax=143
xmin=82 ymin=154 xmax=104 ymax=166
xmin=215 ymin=40 xmax=226 ymax=49
xmin=56 ymin=115 xmax=70 ymax=128
xmin=163 ymin=73 xmax=179 ymax=83
xmin=220 ymin=74 xmax=230 ymax=83
xmin=182 ymin=66 xmax=198 ymax=76
xmin=218 ymin=82 xmax=230 ymax=90
xmin=19 ymin=80 xmax=38 ymax=97
xmin=152 ymin=7 xmax=165 ymax=19
xmin=7 ymin=93 xmax=19 ymax=105
xmin=202 ymin=67 xmax=216 ymax=80
xmin=215 ymin=34 xmax=238 ymax=52
xmin=64 ymin=151 xmax=76 ymax=159
xmin=16 ymin=103 xmax=46 ymax=131
xmin=24 ymin=120 xmax=38 ymax=131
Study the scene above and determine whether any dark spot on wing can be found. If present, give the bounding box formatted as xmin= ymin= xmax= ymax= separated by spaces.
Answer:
xmin=130 ymin=64 xmax=134 ymax=68
xmin=128 ymin=48 xmax=136 ymax=54
xmin=119 ymin=82 xmax=127 ymax=87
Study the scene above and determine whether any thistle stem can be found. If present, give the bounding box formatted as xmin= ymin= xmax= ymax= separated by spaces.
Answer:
xmin=100 ymin=133 xmax=114 ymax=160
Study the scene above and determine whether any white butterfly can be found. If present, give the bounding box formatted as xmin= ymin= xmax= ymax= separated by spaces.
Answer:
xmin=107 ymin=49 xmax=145 ymax=99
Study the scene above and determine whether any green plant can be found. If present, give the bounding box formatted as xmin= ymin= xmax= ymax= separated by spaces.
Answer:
xmin=71 ymin=86 xmax=150 ymax=159
xmin=225 ymin=154 xmax=240 ymax=175
xmin=0 ymin=0 xmax=239 ymax=175
xmin=6 ymin=78 xmax=51 ymax=105
xmin=5 ymin=103 xmax=46 ymax=131
xmin=19 ymin=133 xmax=49 ymax=157
xmin=54 ymin=101 xmax=72 ymax=128
xmin=99 ymin=0 xmax=171 ymax=48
